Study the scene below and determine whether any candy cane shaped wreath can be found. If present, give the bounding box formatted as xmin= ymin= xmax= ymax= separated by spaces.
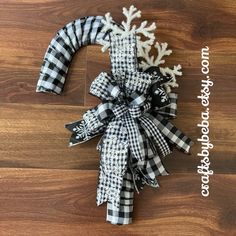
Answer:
xmin=36 ymin=6 xmax=193 ymax=225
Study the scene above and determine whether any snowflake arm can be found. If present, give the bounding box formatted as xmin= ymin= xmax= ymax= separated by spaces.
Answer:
xmin=100 ymin=5 xmax=156 ymax=52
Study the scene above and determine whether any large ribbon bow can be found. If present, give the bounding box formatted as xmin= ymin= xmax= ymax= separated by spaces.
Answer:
xmin=65 ymin=34 xmax=193 ymax=209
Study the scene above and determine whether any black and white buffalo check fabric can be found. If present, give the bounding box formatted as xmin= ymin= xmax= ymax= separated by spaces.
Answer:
xmin=36 ymin=20 xmax=193 ymax=225
xmin=36 ymin=16 xmax=109 ymax=95
xmin=106 ymin=168 xmax=134 ymax=225
xmin=145 ymin=112 xmax=194 ymax=153
xmin=139 ymin=115 xmax=171 ymax=158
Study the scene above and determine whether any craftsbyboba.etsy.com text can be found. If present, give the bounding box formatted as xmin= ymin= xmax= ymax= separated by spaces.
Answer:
xmin=197 ymin=46 xmax=214 ymax=197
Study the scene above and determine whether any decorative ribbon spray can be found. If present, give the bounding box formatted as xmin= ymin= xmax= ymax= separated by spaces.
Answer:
xmin=65 ymin=34 xmax=193 ymax=224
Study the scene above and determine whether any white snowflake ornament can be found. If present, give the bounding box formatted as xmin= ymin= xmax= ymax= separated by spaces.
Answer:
xmin=99 ymin=5 xmax=156 ymax=53
xmin=99 ymin=5 xmax=182 ymax=93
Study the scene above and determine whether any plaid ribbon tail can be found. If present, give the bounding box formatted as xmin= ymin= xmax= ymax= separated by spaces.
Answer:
xmin=139 ymin=116 xmax=171 ymax=158
xmin=131 ymin=123 xmax=169 ymax=192
xmin=123 ymin=113 xmax=146 ymax=161
xmin=145 ymin=113 xmax=194 ymax=153
xmin=106 ymin=168 xmax=134 ymax=225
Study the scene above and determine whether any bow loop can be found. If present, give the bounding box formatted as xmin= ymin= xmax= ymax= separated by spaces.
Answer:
xmin=96 ymin=102 xmax=114 ymax=121
xmin=122 ymin=71 xmax=153 ymax=95
xmin=90 ymin=72 xmax=123 ymax=101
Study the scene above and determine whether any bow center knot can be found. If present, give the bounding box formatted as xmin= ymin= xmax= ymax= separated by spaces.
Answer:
xmin=112 ymin=102 xmax=143 ymax=118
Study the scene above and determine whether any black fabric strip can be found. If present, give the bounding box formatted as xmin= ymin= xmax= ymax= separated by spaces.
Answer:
xmin=87 ymin=17 xmax=96 ymax=44
xmin=80 ymin=16 xmax=88 ymax=46
xmin=63 ymin=26 xmax=76 ymax=52
xmin=72 ymin=20 xmax=80 ymax=49
xmin=95 ymin=24 xmax=103 ymax=41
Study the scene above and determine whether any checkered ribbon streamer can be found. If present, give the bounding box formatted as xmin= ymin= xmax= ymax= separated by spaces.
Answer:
xmin=65 ymin=34 xmax=193 ymax=224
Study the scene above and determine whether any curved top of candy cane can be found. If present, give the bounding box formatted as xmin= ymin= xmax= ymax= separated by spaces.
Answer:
xmin=36 ymin=15 xmax=109 ymax=95
xmin=36 ymin=6 xmax=183 ymax=95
